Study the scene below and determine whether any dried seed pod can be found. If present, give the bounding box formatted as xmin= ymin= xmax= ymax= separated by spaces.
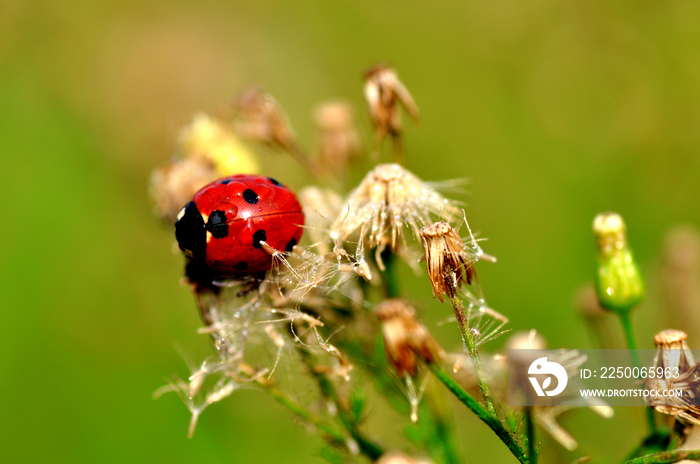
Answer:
xmin=420 ymin=222 xmax=475 ymax=302
xmin=364 ymin=65 xmax=419 ymax=138
xmin=375 ymin=299 xmax=442 ymax=377
xmin=654 ymin=329 xmax=695 ymax=373
xmin=646 ymin=329 xmax=699 ymax=419
xmin=314 ymin=101 xmax=361 ymax=176
xmin=233 ymin=87 xmax=296 ymax=150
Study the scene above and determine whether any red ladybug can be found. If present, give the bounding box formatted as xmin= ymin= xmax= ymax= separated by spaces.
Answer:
xmin=175 ymin=175 xmax=304 ymax=275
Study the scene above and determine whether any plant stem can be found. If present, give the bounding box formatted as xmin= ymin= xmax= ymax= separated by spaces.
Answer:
xmin=618 ymin=311 xmax=657 ymax=433
xmin=298 ymin=350 xmax=385 ymax=460
xmin=451 ymin=296 xmax=497 ymax=417
xmin=431 ymin=365 xmax=528 ymax=463
xmin=623 ymin=449 xmax=700 ymax=464
xmin=524 ymin=407 xmax=537 ymax=464
xmin=618 ymin=312 xmax=641 ymax=370
xmin=424 ymin=380 xmax=462 ymax=464
xmin=380 ymin=248 xmax=399 ymax=298
xmin=264 ymin=383 xmax=348 ymax=450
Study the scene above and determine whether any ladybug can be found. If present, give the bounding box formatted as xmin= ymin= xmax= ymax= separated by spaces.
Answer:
xmin=175 ymin=175 xmax=304 ymax=276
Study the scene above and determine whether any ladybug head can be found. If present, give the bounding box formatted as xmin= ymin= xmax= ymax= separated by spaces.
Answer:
xmin=175 ymin=201 xmax=206 ymax=260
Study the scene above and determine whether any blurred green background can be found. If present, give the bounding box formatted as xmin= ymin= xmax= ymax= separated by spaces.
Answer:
xmin=2 ymin=1 xmax=700 ymax=463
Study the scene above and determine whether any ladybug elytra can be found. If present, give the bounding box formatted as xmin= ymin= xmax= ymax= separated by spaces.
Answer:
xmin=175 ymin=175 xmax=304 ymax=275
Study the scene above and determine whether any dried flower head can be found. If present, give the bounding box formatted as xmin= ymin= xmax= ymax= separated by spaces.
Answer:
xmin=233 ymin=87 xmax=296 ymax=150
xmin=314 ymin=101 xmax=361 ymax=176
xmin=645 ymin=329 xmax=698 ymax=420
xmin=330 ymin=163 xmax=460 ymax=263
xmin=420 ymin=222 xmax=476 ymax=302
xmin=376 ymin=451 xmax=434 ymax=464
xmin=150 ymin=156 xmax=220 ymax=223
xmin=592 ymin=212 xmax=645 ymax=313
xmin=364 ymin=65 xmax=419 ymax=138
xmin=150 ymin=113 xmax=260 ymax=223
xmin=654 ymin=329 xmax=695 ymax=371
xmin=178 ymin=112 xmax=260 ymax=176
xmin=375 ymin=299 xmax=443 ymax=377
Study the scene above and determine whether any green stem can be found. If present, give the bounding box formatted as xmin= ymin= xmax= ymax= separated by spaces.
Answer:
xmin=299 ymin=351 xmax=384 ymax=460
xmin=264 ymin=384 xmax=348 ymax=449
xmin=380 ymin=248 xmax=399 ymax=298
xmin=451 ymin=296 xmax=497 ymax=417
xmin=525 ymin=408 xmax=537 ymax=464
xmin=618 ymin=311 xmax=657 ymax=433
xmin=623 ymin=449 xmax=700 ymax=464
xmin=424 ymin=381 xmax=462 ymax=464
xmin=431 ymin=365 xmax=528 ymax=463
xmin=618 ymin=312 xmax=641 ymax=368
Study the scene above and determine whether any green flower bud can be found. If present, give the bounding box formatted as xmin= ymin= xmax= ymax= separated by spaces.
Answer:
xmin=593 ymin=212 xmax=645 ymax=313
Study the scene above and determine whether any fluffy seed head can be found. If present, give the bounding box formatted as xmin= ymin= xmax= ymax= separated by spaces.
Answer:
xmin=375 ymin=299 xmax=442 ymax=377
xmin=420 ymin=222 xmax=474 ymax=302
xmin=331 ymin=163 xmax=460 ymax=251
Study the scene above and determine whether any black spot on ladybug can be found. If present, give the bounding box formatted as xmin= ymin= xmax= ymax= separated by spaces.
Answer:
xmin=252 ymin=229 xmax=266 ymax=249
xmin=206 ymin=210 xmax=229 ymax=239
xmin=243 ymin=189 xmax=259 ymax=204
xmin=235 ymin=262 xmax=248 ymax=271
xmin=175 ymin=201 xmax=206 ymax=259
xmin=220 ymin=179 xmax=232 ymax=185
xmin=285 ymin=238 xmax=296 ymax=252
xmin=268 ymin=177 xmax=282 ymax=186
